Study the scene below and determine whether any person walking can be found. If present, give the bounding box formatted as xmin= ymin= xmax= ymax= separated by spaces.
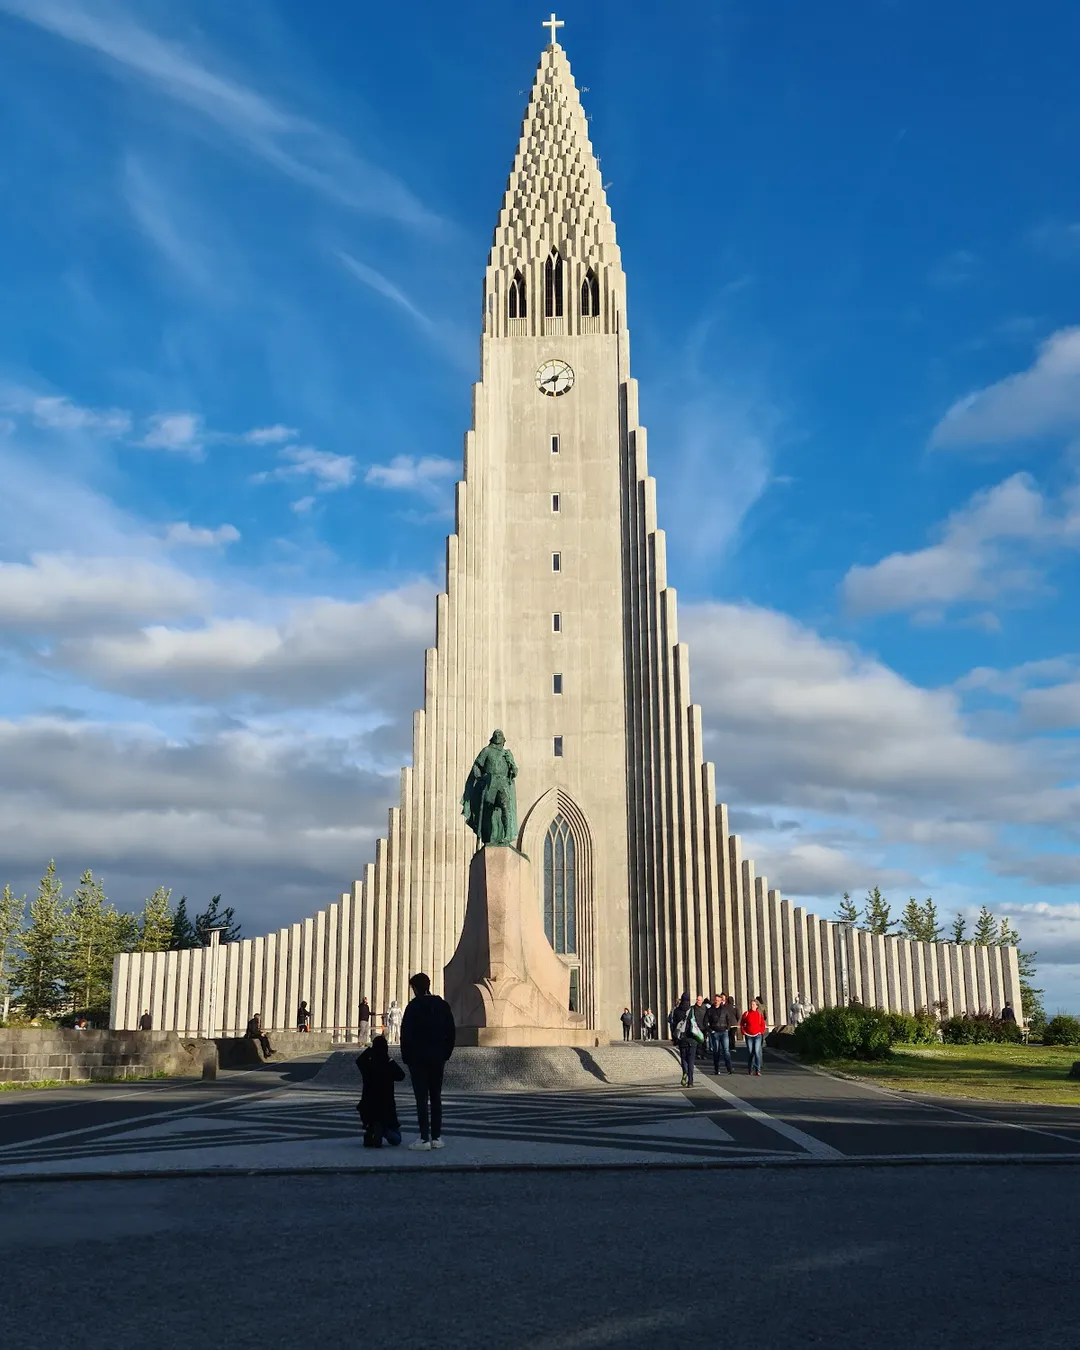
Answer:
xmin=1001 ymin=1001 xmax=1017 ymax=1024
xmin=355 ymin=1034 xmax=405 ymax=1148
xmin=400 ymin=972 xmax=456 ymax=1151
xmin=740 ymin=998 xmax=768 ymax=1076
xmin=138 ymin=1010 xmax=152 ymax=1031
xmin=386 ymin=999 xmax=403 ymax=1044
xmin=620 ymin=1007 xmax=633 ymax=1042
xmin=296 ymin=1000 xmax=311 ymax=1033
xmin=706 ymin=994 xmax=737 ymax=1074
xmin=642 ymin=1008 xmax=656 ymax=1041
xmin=692 ymin=995 xmax=709 ymax=1061
xmin=357 ymin=996 xmax=372 ymax=1048
xmin=669 ymin=992 xmax=699 ymax=1087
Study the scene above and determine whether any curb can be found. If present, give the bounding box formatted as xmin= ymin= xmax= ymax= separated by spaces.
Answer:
xmin=2 ymin=1152 xmax=1080 ymax=1184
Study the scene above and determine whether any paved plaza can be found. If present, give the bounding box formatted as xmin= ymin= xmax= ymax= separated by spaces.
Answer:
xmin=2 ymin=1044 xmax=1080 ymax=1177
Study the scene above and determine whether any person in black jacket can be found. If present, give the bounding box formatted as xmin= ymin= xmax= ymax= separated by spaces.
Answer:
xmin=400 ymin=971 xmax=456 ymax=1151
xmin=356 ymin=1035 xmax=405 ymax=1147
xmin=692 ymin=995 xmax=709 ymax=1060
xmin=705 ymin=994 xmax=738 ymax=1074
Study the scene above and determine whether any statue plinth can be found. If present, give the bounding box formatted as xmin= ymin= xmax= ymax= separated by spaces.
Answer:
xmin=444 ymin=847 xmax=597 ymax=1048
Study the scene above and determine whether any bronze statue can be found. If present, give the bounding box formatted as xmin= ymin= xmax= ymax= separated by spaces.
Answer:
xmin=461 ymin=729 xmax=519 ymax=846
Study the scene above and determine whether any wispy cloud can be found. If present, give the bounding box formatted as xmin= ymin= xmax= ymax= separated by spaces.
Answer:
xmin=932 ymin=327 xmax=1080 ymax=447
xmin=843 ymin=472 xmax=1077 ymax=620
xmin=365 ymin=455 xmax=457 ymax=504
xmin=164 ymin=521 xmax=240 ymax=548
xmin=337 ymin=251 xmax=472 ymax=369
xmin=0 ymin=387 xmax=131 ymax=436
xmin=252 ymin=445 xmax=356 ymax=492
xmin=0 ymin=0 xmax=444 ymax=231
xmin=243 ymin=424 xmax=297 ymax=445
xmin=140 ymin=411 xmax=204 ymax=455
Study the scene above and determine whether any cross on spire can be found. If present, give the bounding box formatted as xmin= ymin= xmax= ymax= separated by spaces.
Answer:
xmin=543 ymin=12 xmax=564 ymax=46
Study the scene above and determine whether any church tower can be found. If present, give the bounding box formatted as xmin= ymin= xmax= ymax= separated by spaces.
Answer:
xmin=111 ymin=22 xmax=1024 ymax=1040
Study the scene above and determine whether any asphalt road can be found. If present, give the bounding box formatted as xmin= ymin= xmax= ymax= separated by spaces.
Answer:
xmin=2 ymin=1166 xmax=1076 ymax=1349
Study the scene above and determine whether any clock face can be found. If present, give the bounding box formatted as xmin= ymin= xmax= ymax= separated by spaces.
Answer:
xmin=536 ymin=359 xmax=575 ymax=397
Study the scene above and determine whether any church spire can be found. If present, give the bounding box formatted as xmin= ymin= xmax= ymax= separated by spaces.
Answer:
xmin=485 ymin=28 xmax=621 ymax=336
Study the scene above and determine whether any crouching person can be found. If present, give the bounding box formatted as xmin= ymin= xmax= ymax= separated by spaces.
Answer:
xmin=356 ymin=1035 xmax=405 ymax=1148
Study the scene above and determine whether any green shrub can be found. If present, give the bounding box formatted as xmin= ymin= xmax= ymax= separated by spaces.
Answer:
xmin=940 ymin=1014 xmax=1023 ymax=1045
xmin=885 ymin=1012 xmax=939 ymax=1046
xmin=793 ymin=1005 xmax=895 ymax=1061
xmin=1043 ymin=1014 xmax=1080 ymax=1047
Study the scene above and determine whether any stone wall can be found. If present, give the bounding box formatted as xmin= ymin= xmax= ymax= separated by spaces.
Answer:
xmin=0 ymin=1028 xmax=337 ymax=1083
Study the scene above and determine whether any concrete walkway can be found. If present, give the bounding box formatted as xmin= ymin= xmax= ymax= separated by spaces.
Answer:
xmin=1 ymin=1043 xmax=1079 ymax=1178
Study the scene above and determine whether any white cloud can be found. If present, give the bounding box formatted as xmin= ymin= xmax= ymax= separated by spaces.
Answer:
xmin=141 ymin=411 xmax=203 ymax=455
xmin=163 ymin=521 xmax=240 ymax=548
xmin=0 ymin=554 xmax=203 ymax=632
xmin=0 ymin=715 xmax=397 ymax=933
xmin=54 ymin=583 xmax=432 ymax=712
xmin=253 ymin=445 xmax=356 ymax=492
xmin=290 ymin=496 xmax=315 ymax=515
xmin=338 ymin=252 xmax=437 ymax=335
xmin=932 ymin=327 xmax=1080 ymax=447
xmin=0 ymin=388 xmax=130 ymax=435
xmin=243 ymin=424 xmax=297 ymax=445
xmin=685 ymin=600 xmax=1028 ymax=812
xmin=0 ymin=0 xmax=442 ymax=231
xmin=365 ymin=455 xmax=457 ymax=501
xmin=842 ymin=473 xmax=1062 ymax=617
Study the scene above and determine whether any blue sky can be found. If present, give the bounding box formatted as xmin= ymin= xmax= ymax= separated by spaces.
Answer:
xmin=1 ymin=0 xmax=1078 ymax=1008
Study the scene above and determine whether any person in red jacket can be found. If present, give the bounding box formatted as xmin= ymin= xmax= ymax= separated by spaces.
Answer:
xmin=740 ymin=998 xmax=768 ymax=1076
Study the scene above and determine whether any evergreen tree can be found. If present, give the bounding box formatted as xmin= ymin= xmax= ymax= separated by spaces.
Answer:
xmin=170 ymin=896 xmax=197 ymax=950
xmin=835 ymin=892 xmax=859 ymax=925
xmin=137 ymin=887 xmax=174 ymax=952
xmin=194 ymin=895 xmax=241 ymax=944
xmin=13 ymin=862 xmax=68 ymax=1019
xmin=899 ymin=897 xmax=930 ymax=942
xmin=972 ymin=905 xmax=999 ymax=946
xmin=950 ymin=914 xmax=968 ymax=944
xmin=64 ymin=871 xmax=116 ymax=1016
xmin=862 ymin=887 xmax=896 ymax=936
xmin=995 ymin=919 xmax=1044 ymax=1030
xmin=920 ymin=897 xmax=944 ymax=943
xmin=0 ymin=883 xmax=26 ymax=1022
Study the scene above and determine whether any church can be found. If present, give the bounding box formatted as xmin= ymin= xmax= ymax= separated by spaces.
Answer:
xmin=111 ymin=21 xmax=1022 ymax=1039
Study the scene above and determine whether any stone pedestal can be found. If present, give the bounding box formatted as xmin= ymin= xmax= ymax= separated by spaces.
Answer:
xmin=444 ymin=846 xmax=597 ymax=1048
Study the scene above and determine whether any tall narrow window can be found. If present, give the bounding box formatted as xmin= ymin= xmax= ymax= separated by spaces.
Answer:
xmin=553 ymin=736 xmax=564 ymax=757
xmin=543 ymin=812 xmax=576 ymax=953
xmin=552 ymin=552 xmax=561 ymax=572
xmin=508 ymin=270 xmax=527 ymax=319
xmin=550 ymin=434 xmax=560 ymax=455
xmin=551 ymin=493 xmax=560 ymax=513
xmin=568 ymin=966 xmax=581 ymax=1012
xmin=552 ymin=612 xmax=561 ymax=632
xmin=552 ymin=673 xmax=563 ymax=694
xmin=580 ymin=267 xmax=600 ymax=317
xmin=544 ymin=249 xmax=564 ymax=317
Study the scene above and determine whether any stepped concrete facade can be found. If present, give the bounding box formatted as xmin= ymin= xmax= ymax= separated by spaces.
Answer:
xmin=111 ymin=31 xmax=1023 ymax=1039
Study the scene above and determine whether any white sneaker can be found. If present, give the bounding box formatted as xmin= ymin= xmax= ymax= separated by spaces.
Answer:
xmin=408 ymin=1139 xmax=431 ymax=1151
xmin=430 ymin=1138 xmax=444 ymax=1149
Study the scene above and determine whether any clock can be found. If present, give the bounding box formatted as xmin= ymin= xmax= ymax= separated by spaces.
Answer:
xmin=536 ymin=359 xmax=575 ymax=397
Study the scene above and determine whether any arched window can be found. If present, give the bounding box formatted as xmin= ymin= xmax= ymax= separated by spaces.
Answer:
xmin=508 ymin=270 xmax=527 ymax=319
xmin=580 ymin=267 xmax=600 ymax=317
xmin=544 ymin=249 xmax=564 ymax=318
xmin=543 ymin=813 xmax=576 ymax=954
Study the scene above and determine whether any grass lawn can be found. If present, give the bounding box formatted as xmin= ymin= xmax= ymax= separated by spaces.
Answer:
xmin=820 ymin=1043 xmax=1080 ymax=1106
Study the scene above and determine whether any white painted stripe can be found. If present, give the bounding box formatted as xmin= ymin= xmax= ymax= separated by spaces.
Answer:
xmin=694 ymin=1072 xmax=845 ymax=1159
xmin=0 ymin=1085 xmax=289 ymax=1158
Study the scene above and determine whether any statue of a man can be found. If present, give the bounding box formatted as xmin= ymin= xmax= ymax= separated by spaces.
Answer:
xmin=461 ymin=729 xmax=519 ymax=847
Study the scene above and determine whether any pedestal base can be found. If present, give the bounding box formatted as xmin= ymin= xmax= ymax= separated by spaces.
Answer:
xmin=455 ymin=1025 xmax=602 ymax=1048
xmin=444 ymin=846 xmax=591 ymax=1045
